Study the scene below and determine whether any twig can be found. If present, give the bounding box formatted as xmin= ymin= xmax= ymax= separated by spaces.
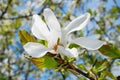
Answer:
xmin=2 ymin=14 xmax=33 ymax=20
xmin=67 ymin=63 xmax=95 ymax=80
xmin=47 ymin=53 xmax=95 ymax=80
xmin=0 ymin=1 xmax=47 ymax=20
xmin=0 ymin=0 xmax=12 ymax=19
xmin=59 ymin=71 xmax=66 ymax=79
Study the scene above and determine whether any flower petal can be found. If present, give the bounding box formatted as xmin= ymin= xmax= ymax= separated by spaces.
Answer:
xmin=57 ymin=46 xmax=78 ymax=57
xmin=32 ymin=14 xmax=50 ymax=40
xmin=23 ymin=42 xmax=50 ymax=58
xmin=71 ymin=37 xmax=104 ymax=50
xmin=43 ymin=8 xmax=61 ymax=48
xmin=64 ymin=13 xmax=90 ymax=35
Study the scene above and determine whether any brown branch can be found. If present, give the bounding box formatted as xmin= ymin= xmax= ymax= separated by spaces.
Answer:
xmin=1 ymin=10 xmax=44 ymax=20
xmin=0 ymin=0 xmax=12 ymax=19
xmin=59 ymin=71 xmax=66 ymax=79
xmin=2 ymin=14 xmax=33 ymax=20
xmin=67 ymin=63 xmax=95 ymax=80
xmin=47 ymin=53 xmax=95 ymax=80
xmin=0 ymin=1 xmax=48 ymax=20
xmin=117 ymin=76 xmax=120 ymax=80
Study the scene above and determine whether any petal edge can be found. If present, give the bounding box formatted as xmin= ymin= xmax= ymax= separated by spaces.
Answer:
xmin=57 ymin=46 xmax=78 ymax=57
xmin=23 ymin=42 xmax=50 ymax=58
xmin=71 ymin=37 xmax=105 ymax=50
xmin=64 ymin=13 xmax=90 ymax=35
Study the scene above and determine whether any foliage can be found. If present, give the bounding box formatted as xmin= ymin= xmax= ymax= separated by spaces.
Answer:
xmin=99 ymin=44 xmax=120 ymax=59
xmin=18 ymin=30 xmax=36 ymax=45
xmin=30 ymin=56 xmax=58 ymax=69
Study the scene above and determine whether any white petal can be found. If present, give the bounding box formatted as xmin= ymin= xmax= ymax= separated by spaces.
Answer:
xmin=64 ymin=13 xmax=90 ymax=35
xmin=32 ymin=14 xmax=50 ymax=40
xmin=43 ymin=8 xmax=61 ymax=48
xmin=57 ymin=46 xmax=78 ymax=57
xmin=23 ymin=42 xmax=50 ymax=58
xmin=71 ymin=37 xmax=104 ymax=50
xmin=66 ymin=48 xmax=78 ymax=57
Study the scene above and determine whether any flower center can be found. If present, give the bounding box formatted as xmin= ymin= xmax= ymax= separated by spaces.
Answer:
xmin=53 ymin=45 xmax=58 ymax=51
xmin=53 ymin=43 xmax=64 ymax=51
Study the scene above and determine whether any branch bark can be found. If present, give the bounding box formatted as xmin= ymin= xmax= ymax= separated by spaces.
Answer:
xmin=47 ymin=53 xmax=95 ymax=80
xmin=67 ymin=63 xmax=95 ymax=80
xmin=0 ymin=0 xmax=12 ymax=19
xmin=0 ymin=1 xmax=47 ymax=20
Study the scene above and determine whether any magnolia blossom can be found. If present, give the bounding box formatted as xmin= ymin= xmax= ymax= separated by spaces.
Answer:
xmin=23 ymin=8 xmax=104 ymax=58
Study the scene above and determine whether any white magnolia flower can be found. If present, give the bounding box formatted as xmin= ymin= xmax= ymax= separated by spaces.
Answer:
xmin=23 ymin=8 xmax=104 ymax=58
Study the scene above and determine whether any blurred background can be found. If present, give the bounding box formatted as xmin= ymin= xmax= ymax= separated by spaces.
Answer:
xmin=0 ymin=0 xmax=120 ymax=80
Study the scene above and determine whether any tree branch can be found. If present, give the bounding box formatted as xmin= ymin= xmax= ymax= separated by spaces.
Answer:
xmin=2 ymin=14 xmax=33 ymax=20
xmin=0 ymin=0 xmax=12 ymax=19
xmin=0 ymin=1 xmax=48 ymax=20
xmin=67 ymin=63 xmax=95 ymax=80
xmin=46 ymin=53 xmax=95 ymax=80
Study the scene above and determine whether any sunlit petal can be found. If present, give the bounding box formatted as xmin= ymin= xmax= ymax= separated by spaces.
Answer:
xmin=23 ymin=42 xmax=50 ymax=58
xmin=32 ymin=14 xmax=50 ymax=40
xmin=71 ymin=37 xmax=104 ymax=50
xmin=57 ymin=46 xmax=78 ymax=57
xmin=43 ymin=8 xmax=61 ymax=48
xmin=64 ymin=13 xmax=90 ymax=35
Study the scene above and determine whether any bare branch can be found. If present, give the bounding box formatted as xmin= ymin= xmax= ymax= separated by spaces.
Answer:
xmin=0 ymin=0 xmax=12 ymax=19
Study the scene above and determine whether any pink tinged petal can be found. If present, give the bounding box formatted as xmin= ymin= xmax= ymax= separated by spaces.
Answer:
xmin=64 ymin=13 xmax=90 ymax=35
xmin=23 ymin=42 xmax=50 ymax=58
xmin=57 ymin=46 xmax=78 ymax=57
xmin=43 ymin=8 xmax=61 ymax=48
xmin=32 ymin=14 xmax=50 ymax=40
xmin=71 ymin=37 xmax=104 ymax=50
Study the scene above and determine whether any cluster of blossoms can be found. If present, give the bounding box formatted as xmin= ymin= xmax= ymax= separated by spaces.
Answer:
xmin=23 ymin=8 xmax=104 ymax=58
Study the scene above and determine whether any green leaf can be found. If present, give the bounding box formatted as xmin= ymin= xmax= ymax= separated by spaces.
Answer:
xmin=77 ymin=64 xmax=88 ymax=72
xmin=69 ymin=43 xmax=80 ymax=49
xmin=87 ymin=9 xmax=92 ymax=15
xmin=78 ymin=30 xmax=84 ymax=36
xmin=99 ymin=44 xmax=120 ymax=59
xmin=98 ymin=78 xmax=107 ymax=80
xmin=110 ymin=7 xmax=119 ymax=15
xmin=38 ymin=40 xmax=48 ymax=47
xmin=95 ymin=29 xmax=105 ymax=34
xmin=115 ymin=62 xmax=120 ymax=65
xmin=30 ymin=56 xmax=58 ymax=69
xmin=93 ymin=59 xmax=109 ymax=73
xmin=116 ymin=25 xmax=120 ymax=32
xmin=14 ymin=19 xmax=21 ymax=28
xmin=18 ymin=30 xmax=36 ymax=45
xmin=93 ymin=10 xmax=97 ymax=16
xmin=99 ymin=71 xmax=116 ymax=80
